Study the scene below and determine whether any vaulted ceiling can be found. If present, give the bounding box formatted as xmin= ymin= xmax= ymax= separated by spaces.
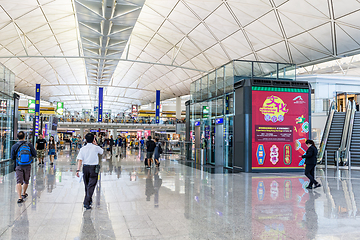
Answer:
xmin=1 ymin=0 xmax=360 ymax=111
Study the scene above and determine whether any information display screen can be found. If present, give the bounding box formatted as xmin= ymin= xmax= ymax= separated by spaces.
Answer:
xmin=252 ymin=87 xmax=309 ymax=170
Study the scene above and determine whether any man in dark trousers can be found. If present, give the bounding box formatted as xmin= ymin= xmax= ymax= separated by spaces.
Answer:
xmin=302 ymin=139 xmax=321 ymax=189
xmin=11 ymin=131 xmax=36 ymax=203
xmin=76 ymin=133 xmax=103 ymax=209
xmin=109 ymin=135 xmax=114 ymax=155
xmin=146 ymin=136 xmax=156 ymax=168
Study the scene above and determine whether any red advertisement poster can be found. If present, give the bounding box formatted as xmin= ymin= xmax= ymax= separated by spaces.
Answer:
xmin=252 ymin=88 xmax=309 ymax=170
xmin=252 ymin=176 xmax=309 ymax=239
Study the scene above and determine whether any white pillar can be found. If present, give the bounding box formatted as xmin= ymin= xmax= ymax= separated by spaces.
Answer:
xmin=176 ymin=97 xmax=181 ymax=119
xmin=150 ymin=102 xmax=155 ymax=110
xmin=109 ymin=129 xmax=114 ymax=137
xmin=80 ymin=127 xmax=84 ymax=138
xmin=114 ymin=128 xmax=118 ymax=138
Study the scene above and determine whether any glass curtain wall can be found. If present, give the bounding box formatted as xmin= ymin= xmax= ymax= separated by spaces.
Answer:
xmin=0 ymin=64 xmax=15 ymax=161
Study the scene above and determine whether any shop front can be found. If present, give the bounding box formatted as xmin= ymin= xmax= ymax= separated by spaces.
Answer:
xmin=187 ymin=60 xmax=308 ymax=172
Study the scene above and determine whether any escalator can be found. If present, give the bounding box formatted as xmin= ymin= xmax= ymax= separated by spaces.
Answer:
xmin=349 ymin=112 xmax=360 ymax=166
xmin=324 ymin=112 xmax=346 ymax=163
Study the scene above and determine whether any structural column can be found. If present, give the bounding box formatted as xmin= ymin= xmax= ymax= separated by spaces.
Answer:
xmin=176 ymin=97 xmax=181 ymax=119
xmin=113 ymin=128 xmax=118 ymax=138
xmin=80 ymin=127 xmax=84 ymax=139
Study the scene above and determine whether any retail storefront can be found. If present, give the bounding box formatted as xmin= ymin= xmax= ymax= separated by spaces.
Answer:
xmin=187 ymin=60 xmax=309 ymax=172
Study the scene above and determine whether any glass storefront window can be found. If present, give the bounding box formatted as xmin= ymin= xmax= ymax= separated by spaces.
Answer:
xmin=217 ymin=97 xmax=224 ymax=116
xmin=200 ymin=76 xmax=208 ymax=101
xmin=253 ymin=62 xmax=277 ymax=78
xmin=234 ymin=61 xmax=252 ymax=79
xmin=0 ymin=64 xmax=15 ymax=161
xmin=216 ymin=67 xmax=224 ymax=96
xmin=224 ymin=116 xmax=233 ymax=168
xmin=190 ymin=82 xmax=195 ymax=101
xmin=195 ymin=80 xmax=201 ymax=102
xmin=208 ymin=71 xmax=216 ymax=99
xmin=211 ymin=98 xmax=217 ymax=119
xmin=224 ymin=63 xmax=234 ymax=93
xmin=278 ymin=63 xmax=296 ymax=80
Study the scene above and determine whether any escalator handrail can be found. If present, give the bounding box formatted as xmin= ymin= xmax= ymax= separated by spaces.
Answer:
xmin=343 ymin=100 xmax=356 ymax=164
xmin=317 ymin=101 xmax=336 ymax=163
xmin=339 ymin=100 xmax=352 ymax=153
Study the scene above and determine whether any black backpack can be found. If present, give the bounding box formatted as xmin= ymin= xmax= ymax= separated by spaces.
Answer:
xmin=158 ymin=143 xmax=163 ymax=154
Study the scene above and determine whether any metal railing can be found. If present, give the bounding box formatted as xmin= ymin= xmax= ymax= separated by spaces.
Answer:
xmin=318 ymin=101 xmax=336 ymax=163
xmin=339 ymin=100 xmax=352 ymax=154
xmin=20 ymin=117 xmax=182 ymax=125
xmin=323 ymin=150 xmax=352 ymax=172
xmin=342 ymin=100 xmax=356 ymax=165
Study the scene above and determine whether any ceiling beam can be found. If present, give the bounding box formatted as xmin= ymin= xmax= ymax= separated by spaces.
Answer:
xmin=38 ymin=84 xmax=156 ymax=92
xmin=0 ymin=55 xmax=209 ymax=72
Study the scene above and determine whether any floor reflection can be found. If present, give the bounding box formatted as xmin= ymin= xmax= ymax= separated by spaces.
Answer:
xmin=2 ymin=147 xmax=360 ymax=239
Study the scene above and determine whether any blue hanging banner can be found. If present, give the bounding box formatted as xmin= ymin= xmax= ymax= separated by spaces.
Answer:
xmin=98 ymin=87 xmax=103 ymax=122
xmin=35 ymin=84 xmax=40 ymax=136
xmin=155 ymin=90 xmax=160 ymax=124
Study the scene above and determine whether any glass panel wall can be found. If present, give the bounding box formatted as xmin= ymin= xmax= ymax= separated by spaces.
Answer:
xmin=216 ymin=67 xmax=224 ymax=96
xmin=208 ymin=71 xmax=216 ymax=99
xmin=0 ymin=64 xmax=15 ymax=161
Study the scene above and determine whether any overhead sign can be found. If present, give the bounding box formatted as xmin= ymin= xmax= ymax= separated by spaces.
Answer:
xmin=35 ymin=84 xmax=40 ymax=136
xmin=202 ymin=106 xmax=209 ymax=118
xmin=216 ymin=118 xmax=223 ymax=124
xmin=28 ymin=99 xmax=35 ymax=113
xmin=194 ymin=121 xmax=200 ymax=126
xmin=56 ymin=102 xmax=64 ymax=115
xmin=156 ymin=90 xmax=160 ymax=123
xmin=98 ymin=87 xmax=103 ymax=122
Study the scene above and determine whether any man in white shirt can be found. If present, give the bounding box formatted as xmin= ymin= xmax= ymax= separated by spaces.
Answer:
xmin=76 ymin=133 xmax=103 ymax=209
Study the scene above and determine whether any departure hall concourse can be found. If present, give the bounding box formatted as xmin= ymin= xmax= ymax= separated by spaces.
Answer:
xmin=4 ymin=0 xmax=360 ymax=239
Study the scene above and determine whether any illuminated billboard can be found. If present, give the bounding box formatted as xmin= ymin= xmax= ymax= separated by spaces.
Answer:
xmin=28 ymin=99 xmax=35 ymax=113
xmin=56 ymin=102 xmax=64 ymax=115
xmin=252 ymin=87 xmax=309 ymax=170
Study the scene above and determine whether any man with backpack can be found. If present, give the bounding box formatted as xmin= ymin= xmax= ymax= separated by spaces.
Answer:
xmin=11 ymin=131 xmax=36 ymax=203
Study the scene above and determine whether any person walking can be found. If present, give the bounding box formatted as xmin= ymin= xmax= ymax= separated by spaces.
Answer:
xmin=153 ymin=138 xmax=162 ymax=167
xmin=109 ymin=135 xmax=114 ymax=155
xmin=302 ymin=139 xmax=321 ymax=189
xmin=11 ymin=131 xmax=36 ymax=203
xmin=35 ymin=133 xmax=47 ymax=165
xmin=115 ymin=135 xmax=122 ymax=157
xmin=140 ymin=137 xmax=144 ymax=150
xmin=146 ymin=136 xmax=156 ymax=168
xmin=76 ymin=133 xmax=103 ymax=210
xmin=48 ymin=136 xmax=57 ymax=165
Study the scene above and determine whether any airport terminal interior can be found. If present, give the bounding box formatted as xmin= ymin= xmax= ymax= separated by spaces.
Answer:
xmin=2 ymin=0 xmax=360 ymax=239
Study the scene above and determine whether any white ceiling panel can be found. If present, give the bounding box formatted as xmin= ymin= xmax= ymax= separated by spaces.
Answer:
xmin=1 ymin=0 xmax=360 ymax=112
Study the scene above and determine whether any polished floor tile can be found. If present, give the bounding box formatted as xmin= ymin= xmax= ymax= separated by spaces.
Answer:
xmin=1 ymin=148 xmax=360 ymax=239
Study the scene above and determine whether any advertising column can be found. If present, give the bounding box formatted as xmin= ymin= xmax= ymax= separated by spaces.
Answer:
xmin=35 ymin=84 xmax=40 ymax=136
xmin=252 ymin=87 xmax=310 ymax=170
xmin=98 ymin=87 xmax=103 ymax=122
xmin=155 ymin=90 xmax=160 ymax=124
